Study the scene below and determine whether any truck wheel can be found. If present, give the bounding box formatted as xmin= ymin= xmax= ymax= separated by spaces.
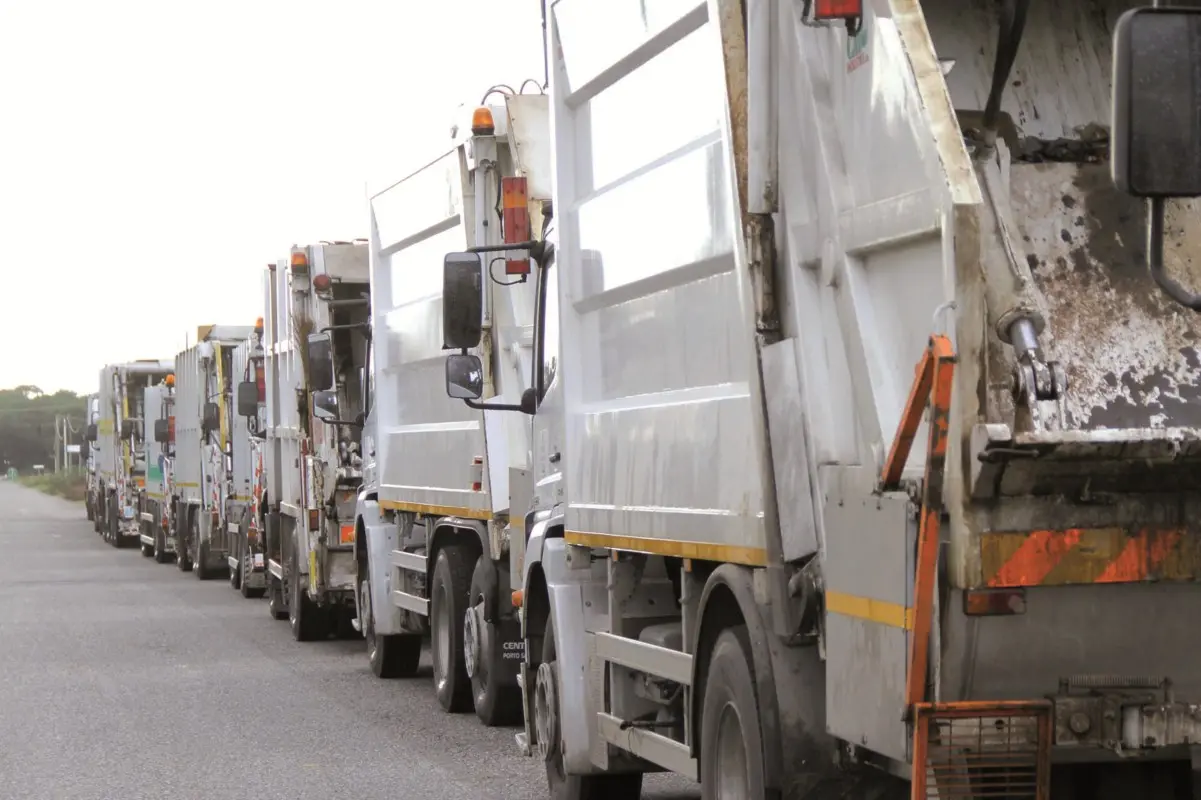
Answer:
xmin=140 ymin=524 xmax=154 ymax=558
xmin=268 ymin=577 xmax=288 ymax=619
xmin=538 ymin=623 xmax=643 ymax=799
xmin=699 ymin=625 xmax=766 ymax=800
xmin=176 ymin=512 xmax=193 ymax=572
xmin=86 ymin=496 xmax=95 ymax=522
xmin=154 ymin=524 xmax=172 ymax=564
xmin=194 ymin=519 xmax=214 ymax=580
xmin=93 ymin=499 xmax=102 ymax=534
xmin=229 ymin=525 xmax=243 ymax=589
xmin=467 ymin=556 xmax=522 ymax=726
xmin=106 ymin=495 xmax=120 ymax=548
xmin=289 ymin=542 xmax=327 ymax=641
xmin=238 ymin=509 xmax=265 ymax=598
xmin=363 ymin=579 xmax=422 ymax=678
xmin=431 ymin=545 xmax=474 ymax=713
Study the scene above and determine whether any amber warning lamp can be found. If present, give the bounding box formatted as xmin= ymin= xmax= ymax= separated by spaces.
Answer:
xmin=471 ymin=106 xmax=495 ymax=137
xmin=502 ymin=176 xmax=531 ymax=276
xmin=290 ymin=250 xmax=309 ymax=274
xmin=165 ymin=374 xmax=175 ymax=387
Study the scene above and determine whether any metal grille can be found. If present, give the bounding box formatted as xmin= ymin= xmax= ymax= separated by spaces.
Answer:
xmin=912 ymin=701 xmax=1051 ymax=799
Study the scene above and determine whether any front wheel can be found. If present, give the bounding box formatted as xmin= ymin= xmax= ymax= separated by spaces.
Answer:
xmin=194 ymin=519 xmax=214 ymax=580
xmin=538 ymin=622 xmax=643 ymax=799
xmin=430 ymin=545 xmax=473 ymax=713
xmin=699 ymin=625 xmax=766 ymax=800
xmin=288 ymin=542 xmax=327 ymax=642
xmin=362 ymin=576 xmax=421 ymax=679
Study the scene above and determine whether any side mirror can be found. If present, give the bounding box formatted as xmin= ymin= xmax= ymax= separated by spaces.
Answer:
xmin=202 ymin=402 xmax=220 ymax=435
xmin=236 ymin=381 xmax=259 ymax=418
xmin=85 ymin=424 xmax=98 ymax=443
xmin=1112 ymin=8 xmax=1201 ymax=197
xmin=120 ymin=419 xmax=137 ymax=440
xmin=312 ymin=389 xmax=339 ymax=423
xmin=445 ymin=353 xmax=484 ymax=400
xmin=443 ymin=252 xmax=483 ymax=350
xmin=154 ymin=419 xmax=170 ymax=444
xmin=306 ymin=332 xmax=335 ymax=391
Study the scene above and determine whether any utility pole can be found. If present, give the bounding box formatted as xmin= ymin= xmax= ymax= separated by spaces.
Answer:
xmin=53 ymin=413 xmax=61 ymax=474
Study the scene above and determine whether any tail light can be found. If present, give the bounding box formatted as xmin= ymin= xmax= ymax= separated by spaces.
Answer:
xmin=503 ymin=176 xmax=531 ymax=276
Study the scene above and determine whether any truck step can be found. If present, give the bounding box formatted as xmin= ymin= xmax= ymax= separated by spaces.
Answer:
xmin=911 ymin=701 xmax=1051 ymax=800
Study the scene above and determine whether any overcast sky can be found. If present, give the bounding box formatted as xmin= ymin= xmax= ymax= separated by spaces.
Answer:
xmin=0 ymin=0 xmax=546 ymax=394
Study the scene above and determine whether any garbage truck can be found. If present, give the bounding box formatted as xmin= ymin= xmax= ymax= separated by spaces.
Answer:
xmin=92 ymin=360 xmax=175 ymax=548
xmin=262 ymin=242 xmax=370 ymax=641
xmin=438 ymin=0 xmax=1201 ymax=796
xmin=173 ymin=325 xmax=255 ymax=578
xmin=139 ymin=375 xmax=176 ymax=563
xmin=354 ymin=89 xmax=550 ymax=726
xmin=228 ymin=320 xmax=268 ymax=598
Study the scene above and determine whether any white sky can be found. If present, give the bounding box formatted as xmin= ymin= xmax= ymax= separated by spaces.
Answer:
xmin=0 ymin=0 xmax=546 ymax=394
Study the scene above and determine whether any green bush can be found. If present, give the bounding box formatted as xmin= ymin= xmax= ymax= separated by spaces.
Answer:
xmin=20 ymin=472 xmax=87 ymax=502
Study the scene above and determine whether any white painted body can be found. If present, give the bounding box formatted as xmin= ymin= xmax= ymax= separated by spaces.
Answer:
xmin=522 ymin=0 xmax=1201 ymax=791
xmin=96 ymin=361 xmax=174 ymax=536
xmin=262 ymin=243 xmax=369 ymax=598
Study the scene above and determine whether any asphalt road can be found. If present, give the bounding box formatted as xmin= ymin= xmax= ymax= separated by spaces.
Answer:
xmin=0 ymin=481 xmax=699 ymax=800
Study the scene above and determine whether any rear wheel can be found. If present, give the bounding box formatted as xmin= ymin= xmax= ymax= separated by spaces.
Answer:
xmin=175 ymin=510 xmax=193 ymax=572
xmin=268 ymin=576 xmax=288 ymax=619
xmin=538 ymin=622 xmax=643 ymax=799
xmin=699 ymin=626 xmax=766 ymax=800
xmin=238 ymin=509 xmax=266 ymax=598
xmin=430 ymin=545 xmax=474 ymax=713
xmin=106 ymin=495 xmax=120 ymax=548
xmin=86 ymin=495 xmax=95 ymax=521
xmin=467 ymin=556 xmax=522 ymax=726
xmin=229 ymin=527 xmax=242 ymax=589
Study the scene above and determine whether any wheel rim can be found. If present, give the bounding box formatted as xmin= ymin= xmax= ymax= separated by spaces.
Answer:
xmin=463 ymin=598 xmax=483 ymax=680
xmin=534 ymin=661 xmax=559 ymax=764
xmin=434 ymin=582 xmax=451 ymax=689
xmin=715 ymin=702 xmax=751 ymax=799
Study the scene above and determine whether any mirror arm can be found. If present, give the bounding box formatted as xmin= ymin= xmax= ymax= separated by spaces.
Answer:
xmin=1146 ymin=197 xmax=1201 ymax=311
xmin=319 ymin=419 xmax=363 ymax=427
xmin=463 ymin=398 xmax=529 ymax=414
xmin=469 ymin=240 xmax=541 ymax=255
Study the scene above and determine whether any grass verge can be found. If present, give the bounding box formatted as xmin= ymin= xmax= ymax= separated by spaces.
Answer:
xmin=19 ymin=472 xmax=88 ymax=502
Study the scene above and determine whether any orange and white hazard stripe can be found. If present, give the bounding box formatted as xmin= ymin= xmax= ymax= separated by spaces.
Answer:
xmin=979 ymin=527 xmax=1197 ymax=587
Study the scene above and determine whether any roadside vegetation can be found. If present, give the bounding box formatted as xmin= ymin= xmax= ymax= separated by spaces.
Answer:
xmin=20 ymin=472 xmax=87 ymax=503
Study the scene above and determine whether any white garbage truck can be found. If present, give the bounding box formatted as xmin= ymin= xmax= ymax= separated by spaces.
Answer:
xmin=437 ymin=0 xmax=1201 ymax=796
xmin=173 ymin=325 xmax=255 ymax=579
xmin=139 ymin=376 xmax=176 ymax=563
xmin=353 ymin=89 xmax=551 ymax=726
xmin=262 ymin=242 xmax=370 ymax=641
xmin=228 ymin=320 xmax=269 ymax=598
xmin=92 ymin=360 xmax=175 ymax=548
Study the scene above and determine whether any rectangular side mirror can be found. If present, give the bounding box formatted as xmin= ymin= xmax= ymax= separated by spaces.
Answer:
xmin=236 ymin=381 xmax=259 ymax=418
xmin=1112 ymin=8 xmax=1201 ymax=197
xmin=306 ymin=332 xmax=335 ymax=391
xmin=312 ymin=389 xmax=339 ymax=423
xmin=443 ymin=252 xmax=484 ymax=350
xmin=85 ymin=424 xmax=98 ymax=443
xmin=445 ymin=353 xmax=484 ymax=400
xmin=154 ymin=419 xmax=169 ymax=444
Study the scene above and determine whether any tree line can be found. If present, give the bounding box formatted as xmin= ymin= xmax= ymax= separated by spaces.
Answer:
xmin=0 ymin=386 xmax=87 ymax=472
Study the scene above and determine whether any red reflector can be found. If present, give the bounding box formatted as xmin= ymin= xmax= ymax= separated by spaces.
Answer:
xmin=339 ymin=524 xmax=354 ymax=545
xmin=814 ymin=0 xmax=861 ymax=18
xmin=964 ymin=588 xmax=1027 ymax=617
xmin=308 ymin=509 xmax=320 ymax=531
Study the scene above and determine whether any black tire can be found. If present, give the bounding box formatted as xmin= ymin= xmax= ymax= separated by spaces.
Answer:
xmin=175 ymin=509 xmax=193 ymax=572
xmin=699 ymin=626 xmax=766 ymax=800
xmin=540 ymin=623 xmax=643 ymax=799
xmin=335 ymin=607 xmax=362 ymax=640
xmin=153 ymin=522 xmax=172 ymax=564
xmin=229 ymin=517 xmax=243 ymax=589
xmin=93 ymin=498 xmax=102 ymax=534
xmin=106 ymin=495 xmax=120 ymax=548
xmin=237 ymin=509 xmax=266 ymax=598
xmin=195 ymin=518 xmax=215 ymax=580
xmin=289 ymin=541 xmax=327 ymax=641
xmin=268 ymin=576 xmax=288 ymax=620
xmin=468 ymin=556 xmax=523 ymax=726
xmin=430 ymin=545 xmax=474 ymax=713
xmin=86 ymin=495 xmax=95 ymax=521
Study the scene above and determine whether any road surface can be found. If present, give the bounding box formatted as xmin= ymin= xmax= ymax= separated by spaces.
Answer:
xmin=0 ymin=481 xmax=698 ymax=800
